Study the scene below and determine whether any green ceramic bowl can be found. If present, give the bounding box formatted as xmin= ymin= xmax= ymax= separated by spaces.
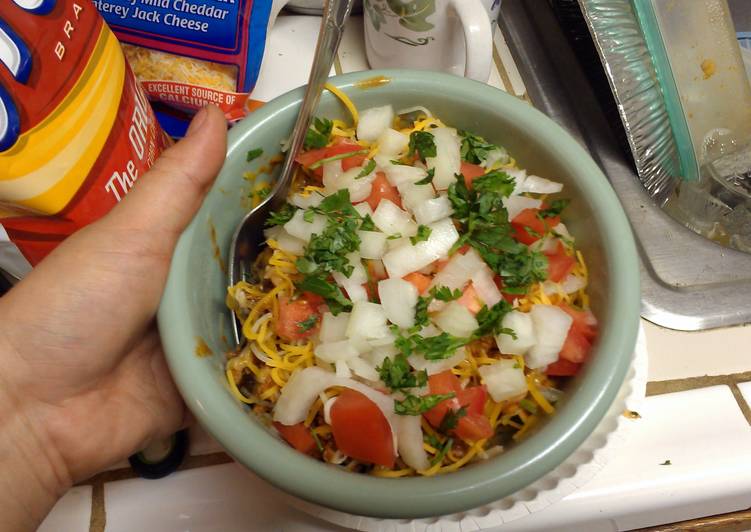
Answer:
xmin=158 ymin=70 xmax=640 ymax=519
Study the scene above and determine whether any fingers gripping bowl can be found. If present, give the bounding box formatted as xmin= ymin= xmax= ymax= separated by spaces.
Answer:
xmin=158 ymin=70 xmax=640 ymax=519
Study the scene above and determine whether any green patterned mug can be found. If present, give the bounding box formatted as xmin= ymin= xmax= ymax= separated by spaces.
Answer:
xmin=364 ymin=0 xmax=501 ymax=81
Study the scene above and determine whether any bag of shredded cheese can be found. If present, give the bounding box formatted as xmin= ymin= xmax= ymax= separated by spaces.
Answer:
xmin=0 ymin=0 xmax=169 ymax=279
xmin=94 ymin=0 xmax=278 ymax=122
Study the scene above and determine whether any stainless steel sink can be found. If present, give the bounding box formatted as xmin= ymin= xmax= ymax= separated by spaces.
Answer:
xmin=500 ymin=0 xmax=751 ymax=331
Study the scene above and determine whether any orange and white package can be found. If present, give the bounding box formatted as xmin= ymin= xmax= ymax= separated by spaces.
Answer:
xmin=0 ymin=0 xmax=169 ymax=278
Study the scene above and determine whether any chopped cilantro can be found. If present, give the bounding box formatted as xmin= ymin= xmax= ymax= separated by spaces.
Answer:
xmin=311 ymin=430 xmax=324 ymax=453
xmin=395 ymin=392 xmax=454 ymax=416
xmin=303 ymin=209 xmax=315 ymax=223
xmin=308 ymin=149 xmax=369 ymax=170
xmin=360 ymin=214 xmax=376 ymax=231
xmin=387 ymin=233 xmax=402 ymax=240
xmin=414 ymin=333 xmax=469 ymax=360
xmin=473 ymin=300 xmax=514 ymax=338
xmin=295 ymin=275 xmax=352 ymax=315
xmin=537 ymin=199 xmax=570 ymax=219
xmin=297 ymin=315 xmax=319 ymax=332
xmin=424 ymin=432 xmax=442 ymax=449
xmin=431 ymin=437 xmax=453 ymax=465
xmin=377 ymin=354 xmax=427 ymax=390
xmin=410 ymin=225 xmax=432 ymax=245
xmin=439 ymin=406 xmax=467 ymax=432
xmin=266 ymin=204 xmax=297 ymax=227
xmin=430 ymin=286 xmax=462 ymax=302
xmin=408 ymin=130 xmax=437 ymax=160
xmin=303 ymin=117 xmax=333 ymax=150
xmin=355 ymin=159 xmax=376 ymax=179
xmin=246 ymin=148 xmax=264 ymax=162
xmin=473 ymin=170 xmax=516 ymax=198
xmin=415 ymin=168 xmax=435 ymax=185
xmin=413 ymin=295 xmax=431 ymax=330
xmin=519 ymin=398 xmax=538 ymax=415
xmin=459 ymin=130 xmax=506 ymax=165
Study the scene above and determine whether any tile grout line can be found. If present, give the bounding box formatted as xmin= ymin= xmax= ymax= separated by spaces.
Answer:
xmin=645 ymin=371 xmax=751 ymax=397
xmin=493 ymin=43 xmax=513 ymax=94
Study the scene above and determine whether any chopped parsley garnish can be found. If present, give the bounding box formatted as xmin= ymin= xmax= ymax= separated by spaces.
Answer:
xmin=519 ymin=398 xmax=538 ymax=415
xmin=303 ymin=117 xmax=333 ymax=150
xmin=394 ymin=392 xmax=454 ymax=415
xmin=377 ymin=354 xmax=428 ymax=390
xmin=473 ymin=300 xmax=514 ymax=338
xmin=410 ymin=225 xmax=432 ymax=245
xmin=413 ymin=295 xmax=431 ymax=329
xmin=360 ymin=214 xmax=376 ymax=231
xmin=448 ymin=172 xmax=548 ymax=293
xmin=303 ymin=209 xmax=315 ymax=222
xmin=459 ymin=130 xmax=505 ymax=165
xmin=355 ymin=159 xmax=376 ymax=179
xmin=394 ymin=327 xmax=470 ymax=361
xmin=439 ymin=406 xmax=467 ymax=432
xmin=266 ymin=204 xmax=297 ymax=227
xmin=308 ymin=149 xmax=369 ymax=170
xmin=430 ymin=286 xmax=463 ymax=301
xmin=424 ymin=432 xmax=442 ymax=449
xmin=537 ymin=199 xmax=570 ymax=219
xmin=297 ymin=315 xmax=319 ymax=332
xmin=408 ymin=130 xmax=437 ymax=160
xmin=295 ymin=275 xmax=352 ymax=315
xmin=246 ymin=148 xmax=263 ymax=162
xmin=415 ymin=168 xmax=435 ymax=185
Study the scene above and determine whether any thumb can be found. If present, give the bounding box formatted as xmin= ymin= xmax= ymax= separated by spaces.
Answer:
xmin=107 ymin=104 xmax=227 ymax=238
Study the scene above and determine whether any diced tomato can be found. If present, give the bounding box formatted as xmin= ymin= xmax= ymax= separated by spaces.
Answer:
xmin=363 ymin=171 xmax=402 ymax=210
xmin=511 ymin=208 xmax=560 ymax=245
xmin=274 ymin=422 xmax=317 ymax=454
xmin=460 ymin=162 xmax=485 ymax=188
xmin=301 ymin=291 xmax=325 ymax=309
xmin=457 ymin=284 xmax=483 ymax=315
xmin=362 ymin=282 xmax=377 ymax=302
xmin=557 ymin=304 xmax=598 ymax=364
xmin=545 ymin=241 xmax=576 ymax=282
xmin=366 ymin=259 xmax=388 ymax=281
xmin=423 ymin=372 xmax=493 ymax=441
xmin=493 ymin=275 xmax=522 ymax=304
xmin=545 ymin=358 xmax=582 ymax=377
xmin=295 ymin=138 xmax=366 ymax=178
xmin=295 ymin=147 xmax=327 ymax=168
xmin=403 ymin=272 xmax=432 ymax=294
xmin=275 ymin=296 xmax=320 ymax=342
xmin=434 ymin=245 xmax=471 ymax=272
xmin=330 ymin=389 xmax=395 ymax=468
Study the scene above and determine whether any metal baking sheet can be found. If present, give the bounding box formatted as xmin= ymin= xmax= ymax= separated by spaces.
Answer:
xmin=500 ymin=0 xmax=751 ymax=331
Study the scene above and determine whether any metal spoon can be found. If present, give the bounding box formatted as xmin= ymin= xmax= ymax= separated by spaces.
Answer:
xmin=228 ymin=0 xmax=355 ymax=345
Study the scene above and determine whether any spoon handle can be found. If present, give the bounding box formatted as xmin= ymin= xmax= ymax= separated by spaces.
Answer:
xmin=271 ymin=0 xmax=356 ymax=208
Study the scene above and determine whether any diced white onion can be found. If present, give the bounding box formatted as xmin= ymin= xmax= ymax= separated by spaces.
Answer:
xmin=373 ymin=153 xmax=396 ymax=171
xmin=366 ymin=345 xmax=399 ymax=368
xmin=430 ymin=247 xmax=484 ymax=291
xmin=323 ymin=159 xmax=343 ymax=182
xmin=553 ymin=222 xmax=572 ymax=240
xmin=290 ymin=191 xmax=325 ymax=209
xmin=320 ymin=312 xmax=350 ymax=343
xmin=378 ymin=278 xmax=418 ymax=328
xmin=335 ymin=277 xmax=368 ymax=303
xmin=335 ymin=360 xmax=351 ymax=378
xmin=346 ymin=301 xmax=391 ymax=341
xmin=471 ymin=264 xmax=502 ymax=307
xmin=398 ymin=181 xmax=435 ymax=213
xmin=412 ymin=195 xmax=453 ymax=225
xmin=505 ymin=168 xmax=526 ymax=195
xmin=377 ymin=128 xmax=409 ymax=156
xmin=348 ymin=334 xmax=374 ymax=354
xmin=283 ymin=210 xmax=327 ymax=243
xmin=496 ymin=310 xmax=536 ymax=355
xmin=432 ymin=301 xmax=479 ymax=337
xmin=426 ymin=127 xmax=461 ymax=190
xmin=383 ymin=164 xmax=427 ymax=187
xmin=368 ymin=259 xmax=387 ymax=279
xmin=408 ymin=347 xmax=467 ymax=375
xmin=396 ymin=415 xmax=429 ymax=471
xmin=324 ymin=167 xmax=375 ymax=203
xmin=372 ymin=200 xmax=415 ymax=235
xmin=274 ymin=230 xmax=306 ymax=256
xmin=263 ymin=225 xmax=282 ymax=240
xmin=315 ymin=340 xmax=359 ymax=363
xmin=358 ymin=230 xmax=388 ymax=260
xmin=478 ymin=359 xmax=528 ymax=402
xmin=529 ymin=236 xmax=558 ymax=253
xmin=396 ymin=105 xmax=433 ymax=118
xmin=504 ymin=195 xmax=542 ymax=221
xmin=481 ymin=147 xmax=509 ymax=169
xmin=348 ymin=357 xmax=379 ymax=382
xmin=382 ymin=218 xmax=459 ymax=278
xmin=357 ymin=105 xmax=394 ymax=142
xmin=354 ymin=202 xmax=374 ymax=218
xmin=323 ymin=396 xmax=337 ymax=425
xmin=526 ymin=304 xmax=573 ymax=369
xmin=542 ymin=274 xmax=587 ymax=296
xmin=520 ymin=174 xmax=563 ymax=194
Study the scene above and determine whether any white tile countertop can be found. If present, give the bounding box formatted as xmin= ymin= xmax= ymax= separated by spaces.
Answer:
xmin=39 ymin=13 xmax=751 ymax=532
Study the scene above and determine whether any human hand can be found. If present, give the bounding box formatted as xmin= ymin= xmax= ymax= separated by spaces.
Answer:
xmin=0 ymin=105 xmax=227 ymax=531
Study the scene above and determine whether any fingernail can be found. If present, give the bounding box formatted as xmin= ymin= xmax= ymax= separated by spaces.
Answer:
xmin=186 ymin=106 xmax=209 ymax=137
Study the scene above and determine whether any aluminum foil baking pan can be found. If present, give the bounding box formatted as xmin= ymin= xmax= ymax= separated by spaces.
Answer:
xmin=576 ymin=0 xmax=688 ymax=205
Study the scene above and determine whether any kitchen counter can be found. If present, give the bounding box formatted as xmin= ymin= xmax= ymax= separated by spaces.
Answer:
xmin=39 ymin=14 xmax=751 ymax=532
